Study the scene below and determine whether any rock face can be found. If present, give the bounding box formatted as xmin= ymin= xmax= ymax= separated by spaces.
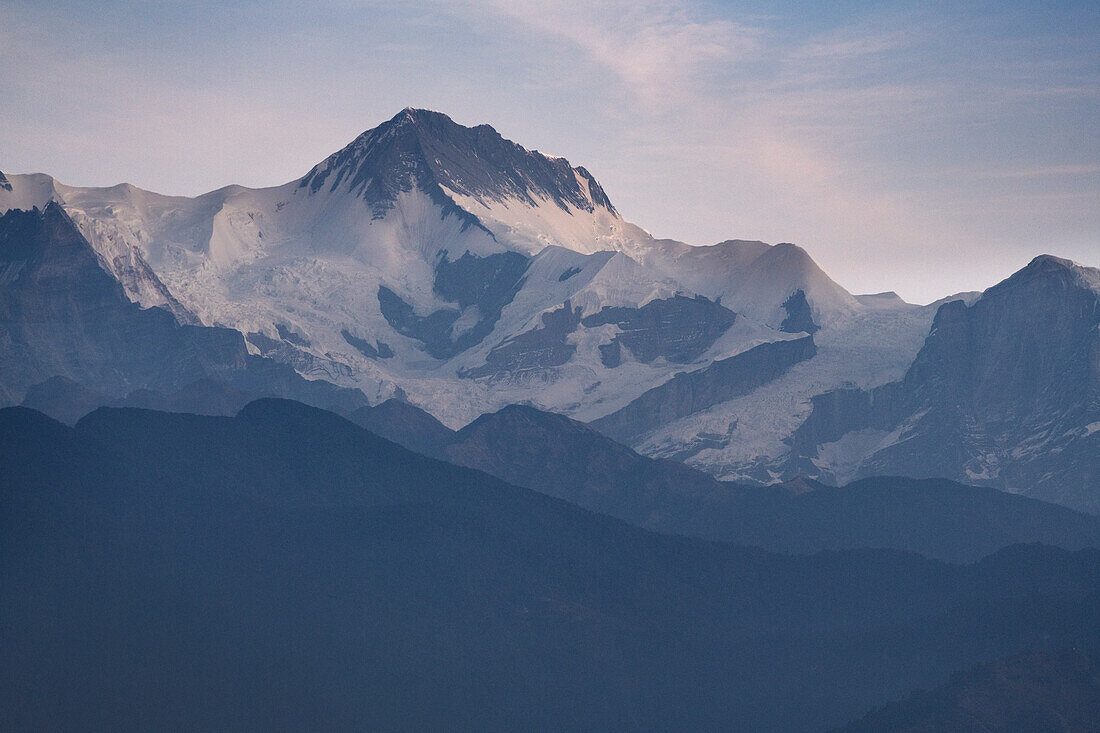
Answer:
xmin=788 ymin=255 xmax=1100 ymax=512
xmin=299 ymin=107 xmax=617 ymax=224
xmin=379 ymin=250 xmax=531 ymax=359
xmin=580 ymin=294 xmax=738 ymax=365
xmin=592 ymin=334 xmax=817 ymax=444
xmin=462 ymin=301 xmax=583 ymax=378
xmin=0 ymin=204 xmax=365 ymax=415
xmin=779 ymin=288 xmax=818 ymax=334
xmin=0 ymin=203 xmax=240 ymax=401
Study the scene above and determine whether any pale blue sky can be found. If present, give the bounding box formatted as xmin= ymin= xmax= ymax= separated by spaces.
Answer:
xmin=2 ymin=0 xmax=1097 ymax=302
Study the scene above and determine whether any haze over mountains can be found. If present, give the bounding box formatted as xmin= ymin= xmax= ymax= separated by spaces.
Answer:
xmin=2 ymin=106 xmax=1099 ymax=730
xmin=349 ymin=398 xmax=1100 ymax=563
xmin=3 ymin=400 xmax=1099 ymax=731
xmin=1 ymin=107 xmax=1095 ymax=510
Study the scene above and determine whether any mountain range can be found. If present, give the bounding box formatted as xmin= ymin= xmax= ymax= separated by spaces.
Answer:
xmin=3 ymin=400 xmax=1098 ymax=731
xmin=348 ymin=398 xmax=1100 ymax=563
xmin=2 ymin=107 xmax=1095 ymax=510
xmin=2 ymin=107 xmax=1099 ymax=730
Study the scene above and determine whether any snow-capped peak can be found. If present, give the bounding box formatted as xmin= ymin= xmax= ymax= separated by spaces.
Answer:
xmin=1 ymin=108 xmax=918 ymax=437
xmin=297 ymin=108 xmax=616 ymax=229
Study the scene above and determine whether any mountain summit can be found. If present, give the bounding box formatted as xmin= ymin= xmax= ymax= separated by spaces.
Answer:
xmin=300 ymin=108 xmax=616 ymax=226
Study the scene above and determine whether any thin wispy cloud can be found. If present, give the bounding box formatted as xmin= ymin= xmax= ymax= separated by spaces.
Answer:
xmin=793 ymin=33 xmax=911 ymax=61
xmin=977 ymin=165 xmax=1100 ymax=179
xmin=452 ymin=0 xmax=765 ymax=109
xmin=453 ymin=0 xmax=1096 ymax=299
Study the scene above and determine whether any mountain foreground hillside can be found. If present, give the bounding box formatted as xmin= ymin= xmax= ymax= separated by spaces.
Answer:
xmin=2 ymin=400 xmax=1099 ymax=731
xmin=350 ymin=399 xmax=1100 ymax=562
xmin=836 ymin=648 xmax=1100 ymax=732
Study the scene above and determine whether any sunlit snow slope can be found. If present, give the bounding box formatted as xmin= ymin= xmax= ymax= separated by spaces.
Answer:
xmin=0 ymin=108 xmax=967 ymax=482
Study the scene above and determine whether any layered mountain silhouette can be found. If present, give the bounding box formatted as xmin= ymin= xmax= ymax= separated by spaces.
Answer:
xmin=3 ymin=400 xmax=1099 ymax=731
xmin=351 ymin=399 xmax=1100 ymax=562
xmin=2 ymin=102 xmax=1098 ymax=729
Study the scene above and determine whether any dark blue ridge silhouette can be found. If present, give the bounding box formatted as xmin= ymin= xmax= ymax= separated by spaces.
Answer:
xmin=2 ymin=399 xmax=1098 ymax=731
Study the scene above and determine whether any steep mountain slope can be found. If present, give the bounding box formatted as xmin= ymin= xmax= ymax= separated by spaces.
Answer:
xmin=0 ymin=172 xmax=196 ymax=322
xmin=3 ymin=401 xmax=1100 ymax=731
xmin=0 ymin=204 xmax=364 ymax=412
xmin=781 ymin=255 xmax=1100 ymax=511
xmin=631 ymin=292 xmax=970 ymax=479
xmin=299 ymin=107 xmax=627 ymax=256
xmin=440 ymin=403 xmax=749 ymax=534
